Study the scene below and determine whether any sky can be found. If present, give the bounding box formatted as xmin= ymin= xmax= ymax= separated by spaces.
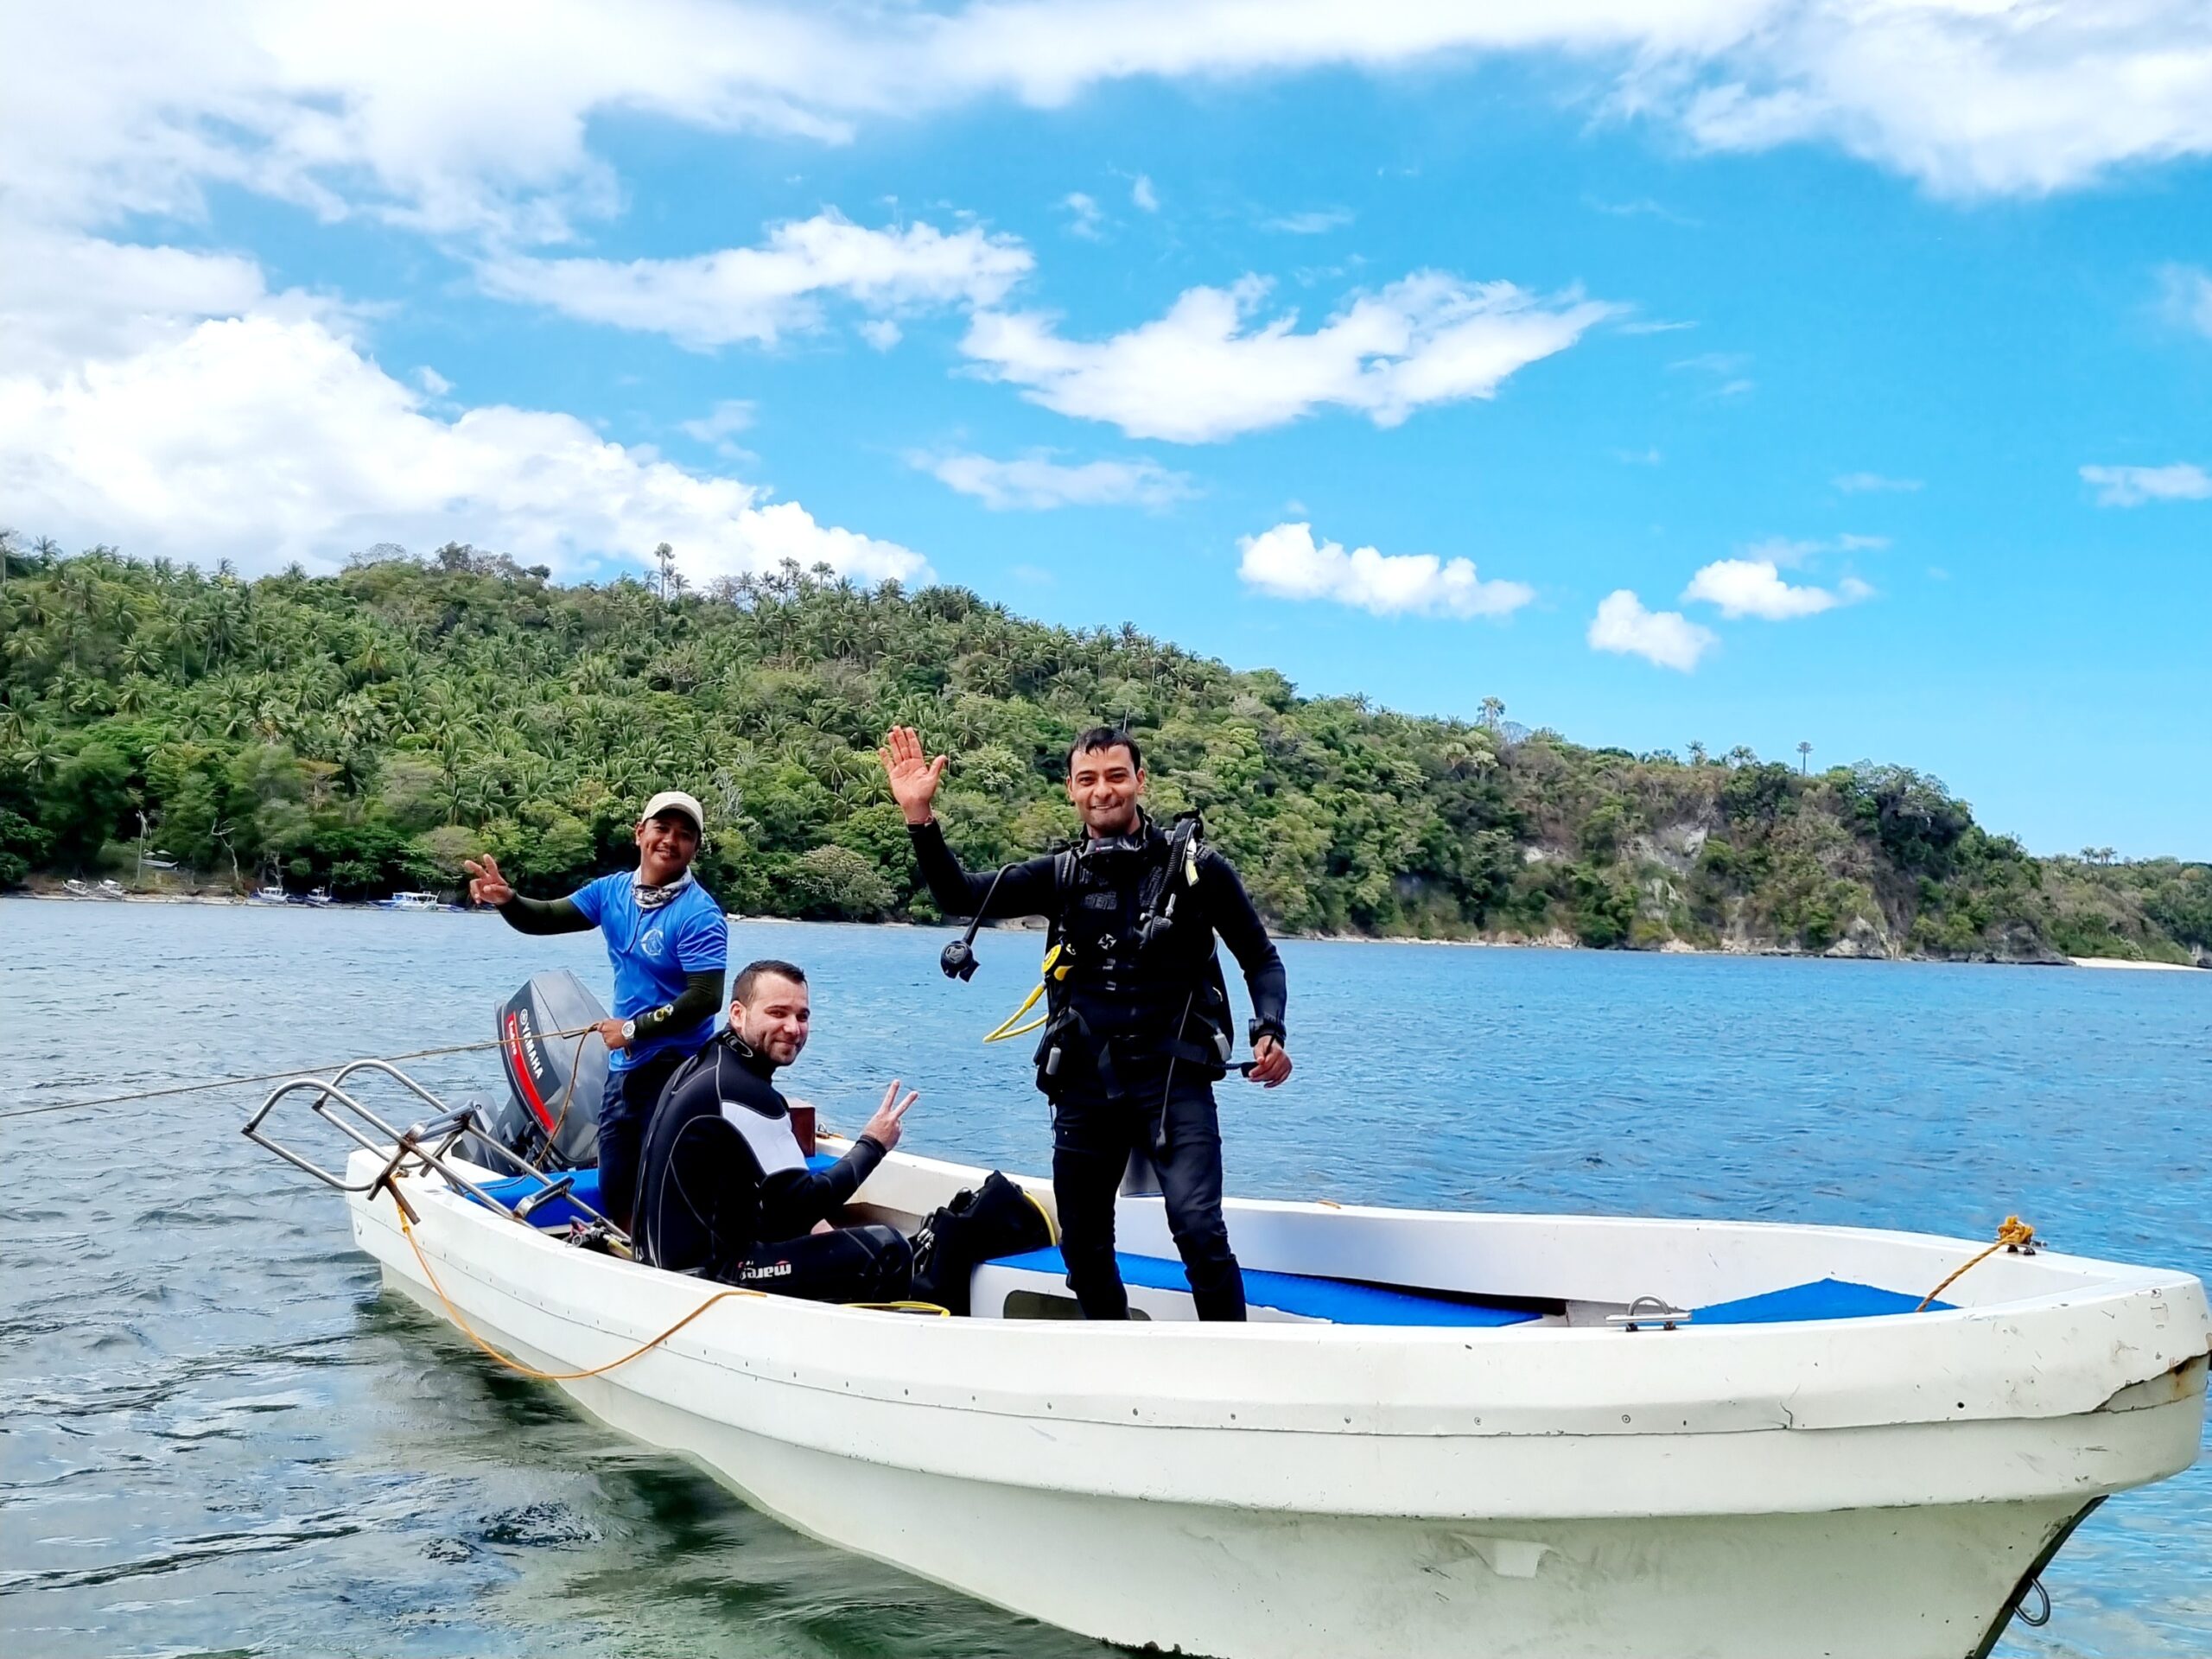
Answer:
xmin=2 ymin=3 xmax=2209 ymax=858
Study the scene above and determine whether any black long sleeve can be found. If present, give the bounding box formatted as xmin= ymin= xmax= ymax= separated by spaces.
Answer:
xmin=629 ymin=967 xmax=724 ymax=1041
xmin=495 ymin=894 xmax=594 ymax=936
xmin=757 ymin=1135 xmax=887 ymax=1240
xmin=907 ymin=820 xmax=1059 ymax=919
xmin=1198 ymin=849 xmax=1289 ymax=1041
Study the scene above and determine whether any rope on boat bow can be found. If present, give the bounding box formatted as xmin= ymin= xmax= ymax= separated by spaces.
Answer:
xmin=397 ymin=1201 xmax=764 ymax=1382
xmin=1916 ymin=1215 xmax=2036 ymax=1312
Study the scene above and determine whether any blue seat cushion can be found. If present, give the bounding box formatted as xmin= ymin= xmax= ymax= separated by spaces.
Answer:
xmin=987 ymin=1247 xmax=1540 ymax=1327
xmin=473 ymin=1151 xmax=842 ymax=1229
xmin=1694 ymin=1277 xmax=1950 ymax=1325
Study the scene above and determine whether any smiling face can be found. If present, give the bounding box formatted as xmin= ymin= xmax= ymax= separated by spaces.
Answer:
xmin=1066 ymin=740 xmax=1146 ymax=838
xmin=634 ymin=809 xmax=700 ymax=886
xmin=733 ymin=972 xmax=810 ymax=1068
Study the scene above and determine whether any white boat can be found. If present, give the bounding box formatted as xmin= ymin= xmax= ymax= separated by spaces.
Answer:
xmin=378 ymin=890 xmax=442 ymax=911
xmin=265 ymin=1072 xmax=2207 ymax=1659
xmin=252 ymin=884 xmax=289 ymax=904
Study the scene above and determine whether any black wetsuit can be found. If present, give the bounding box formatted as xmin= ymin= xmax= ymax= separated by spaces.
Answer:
xmin=911 ymin=815 xmax=1287 ymax=1321
xmin=633 ymin=1032 xmax=912 ymax=1303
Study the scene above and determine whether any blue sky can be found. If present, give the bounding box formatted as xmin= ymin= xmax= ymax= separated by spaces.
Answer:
xmin=3 ymin=4 xmax=2209 ymax=856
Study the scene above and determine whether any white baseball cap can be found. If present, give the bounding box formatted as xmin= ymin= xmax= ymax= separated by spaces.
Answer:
xmin=639 ymin=790 xmax=704 ymax=834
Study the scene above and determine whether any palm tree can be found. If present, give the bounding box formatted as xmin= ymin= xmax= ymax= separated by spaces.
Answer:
xmin=1796 ymin=741 xmax=1813 ymax=774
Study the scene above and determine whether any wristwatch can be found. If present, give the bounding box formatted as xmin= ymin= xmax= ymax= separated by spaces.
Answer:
xmin=620 ymin=1018 xmax=638 ymax=1041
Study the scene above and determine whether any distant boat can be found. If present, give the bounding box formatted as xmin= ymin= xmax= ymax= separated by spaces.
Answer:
xmin=63 ymin=878 xmax=93 ymax=898
xmin=95 ymin=879 xmax=126 ymax=899
xmin=378 ymin=891 xmax=442 ymax=911
xmin=252 ymin=885 xmax=289 ymax=904
xmin=297 ymin=887 xmax=335 ymax=907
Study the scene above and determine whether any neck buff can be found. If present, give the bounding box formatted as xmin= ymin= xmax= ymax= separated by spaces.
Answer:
xmin=633 ymin=868 xmax=696 ymax=911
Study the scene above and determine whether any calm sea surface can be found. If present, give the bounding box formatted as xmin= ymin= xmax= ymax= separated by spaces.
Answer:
xmin=2 ymin=898 xmax=2207 ymax=1658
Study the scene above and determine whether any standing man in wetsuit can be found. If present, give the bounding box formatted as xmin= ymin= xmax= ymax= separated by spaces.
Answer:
xmin=879 ymin=724 xmax=1292 ymax=1321
xmin=462 ymin=791 xmax=727 ymax=1231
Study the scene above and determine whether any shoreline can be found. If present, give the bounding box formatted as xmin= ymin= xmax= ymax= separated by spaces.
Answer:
xmin=9 ymin=890 xmax=2202 ymax=973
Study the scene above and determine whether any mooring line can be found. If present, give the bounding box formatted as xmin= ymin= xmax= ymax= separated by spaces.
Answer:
xmin=0 ymin=1027 xmax=596 ymax=1124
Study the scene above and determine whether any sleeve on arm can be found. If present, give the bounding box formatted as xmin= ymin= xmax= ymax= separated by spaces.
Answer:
xmin=907 ymin=820 xmax=1058 ymax=919
xmin=628 ymin=967 xmax=724 ymax=1041
xmin=566 ymin=874 xmax=612 ymax=925
xmin=1203 ymin=852 xmax=1287 ymax=1041
xmin=494 ymin=893 xmax=596 ymax=937
xmin=756 ymin=1135 xmax=887 ymax=1239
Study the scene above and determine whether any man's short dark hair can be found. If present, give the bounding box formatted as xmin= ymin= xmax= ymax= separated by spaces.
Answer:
xmin=733 ymin=959 xmax=808 ymax=1004
xmin=1069 ymin=726 xmax=1141 ymax=773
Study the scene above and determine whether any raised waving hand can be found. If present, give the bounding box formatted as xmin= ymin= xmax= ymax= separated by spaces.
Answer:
xmin=876 ymin=726 xmax=948 ymax=826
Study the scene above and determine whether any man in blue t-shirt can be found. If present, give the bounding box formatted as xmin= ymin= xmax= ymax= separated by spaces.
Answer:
xmin=463 ymin=791 xmax=728 ymax=1230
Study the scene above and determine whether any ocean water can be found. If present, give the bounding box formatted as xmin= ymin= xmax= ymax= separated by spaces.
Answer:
xmin=1 ymin=896 xmax=2206 ymax=1658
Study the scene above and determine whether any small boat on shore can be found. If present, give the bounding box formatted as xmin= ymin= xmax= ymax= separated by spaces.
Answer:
xmin=251 ymin=884 xmax=288 ymax=904
xmin=247 ymin=977 xmax=2210 ymax=1659
xmin=376 ymin=890 xmax=443 ymax=912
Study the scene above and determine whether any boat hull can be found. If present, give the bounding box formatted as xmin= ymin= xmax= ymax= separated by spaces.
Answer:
xmin=378 ymin=1263 xmax=2186 ymax=1659
xmin=351 ymin=1154 xmax=2206 ymax=1659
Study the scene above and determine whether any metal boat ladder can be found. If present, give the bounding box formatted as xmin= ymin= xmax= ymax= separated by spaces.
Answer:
xmin=241 ymin=1057 xmax=628 ymax=1243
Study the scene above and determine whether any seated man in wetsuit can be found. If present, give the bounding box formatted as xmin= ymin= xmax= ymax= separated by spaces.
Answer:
xmin=632 ymin=958 xmax=916 ymax=1303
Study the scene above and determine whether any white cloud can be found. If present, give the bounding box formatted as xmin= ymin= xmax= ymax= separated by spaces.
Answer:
xmin=2080 ymin=461 xmax=2212 ymax=506
xmin=1236 ymin=522 xmax=1534 ymax=620
xmin=0 ymin=229 xmax=275 ymax=374
xmin=918 ymin=450 xmax=1196 ymax=511
xmin=0 ymin=277 xmax=925 ymax=588
xmin=679 ymin=399 xmax=757 ymax=443
xmin=1061 ymin=192 xmax=1105 ymax=240
xmin=963 ymin=271 xmax=1614 ymax=443
xmin=859 ymin=318 xmax=903 ymax=350
xmin=1264 ymin=207 xmax=1354 ymax=234
xmin=2160 ymin=264 xmax=2212 ymax=338
xmin=11 ymin=1 xmax=2212 ymax=264
xmin=1587 ymin=590 xmax=1717 ymax=672
xmin=1130 ymin=174 xmax=1160 ymax=213
xmin=416 ymin=365 xmax=453 ymax=395
xmin=1833 ymin=470 xmax=1922 ymax=493
xmin=477 ymin=212 xmax=1032 ymax=350
xmin=1682 ymin=557 xmax=1872 ymax=619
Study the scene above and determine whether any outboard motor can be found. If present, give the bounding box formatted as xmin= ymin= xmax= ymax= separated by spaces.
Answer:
xmin=467 ymin=970 xmax=610 ymax=1170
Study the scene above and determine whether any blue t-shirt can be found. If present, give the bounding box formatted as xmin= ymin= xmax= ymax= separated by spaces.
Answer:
xmin=569 ymin=873 xmax=728 ymax=1071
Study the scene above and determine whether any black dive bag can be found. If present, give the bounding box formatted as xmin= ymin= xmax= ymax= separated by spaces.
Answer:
xmin=908 ymin=1173 xmax=1054 ymax=1315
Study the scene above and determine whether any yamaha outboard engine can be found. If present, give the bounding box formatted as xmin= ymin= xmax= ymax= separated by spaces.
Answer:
xmin=467 ymin=970 xmax=610 ymax=1170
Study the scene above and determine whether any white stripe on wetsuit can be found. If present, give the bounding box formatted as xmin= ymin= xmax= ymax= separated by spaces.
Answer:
xmin=710 ymin=1046 xmax=805 ymax=1175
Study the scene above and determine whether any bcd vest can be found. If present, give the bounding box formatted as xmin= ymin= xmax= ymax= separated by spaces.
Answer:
xmin=1033 ymin=815 xmax=1233 ymax=1094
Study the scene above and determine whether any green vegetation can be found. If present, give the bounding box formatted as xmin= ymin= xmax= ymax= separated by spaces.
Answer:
xmin=1 ymin=543 xmax=2204 ymax=964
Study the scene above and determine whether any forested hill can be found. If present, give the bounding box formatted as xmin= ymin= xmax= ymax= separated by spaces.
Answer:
xmin=1 ymin=544 xmax=2205 ymax=964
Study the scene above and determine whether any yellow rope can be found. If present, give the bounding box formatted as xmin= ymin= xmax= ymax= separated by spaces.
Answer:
xmin=1916 ymin=1215 xmax=2035 ymax=1312
xmin=396 ymin=1198 xmax=761 ymax=1382
xmin=541 ymin=1027 xmax=595 ymax=1146
xmin=844 ymin=1300 xmax=951 ymax=1315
